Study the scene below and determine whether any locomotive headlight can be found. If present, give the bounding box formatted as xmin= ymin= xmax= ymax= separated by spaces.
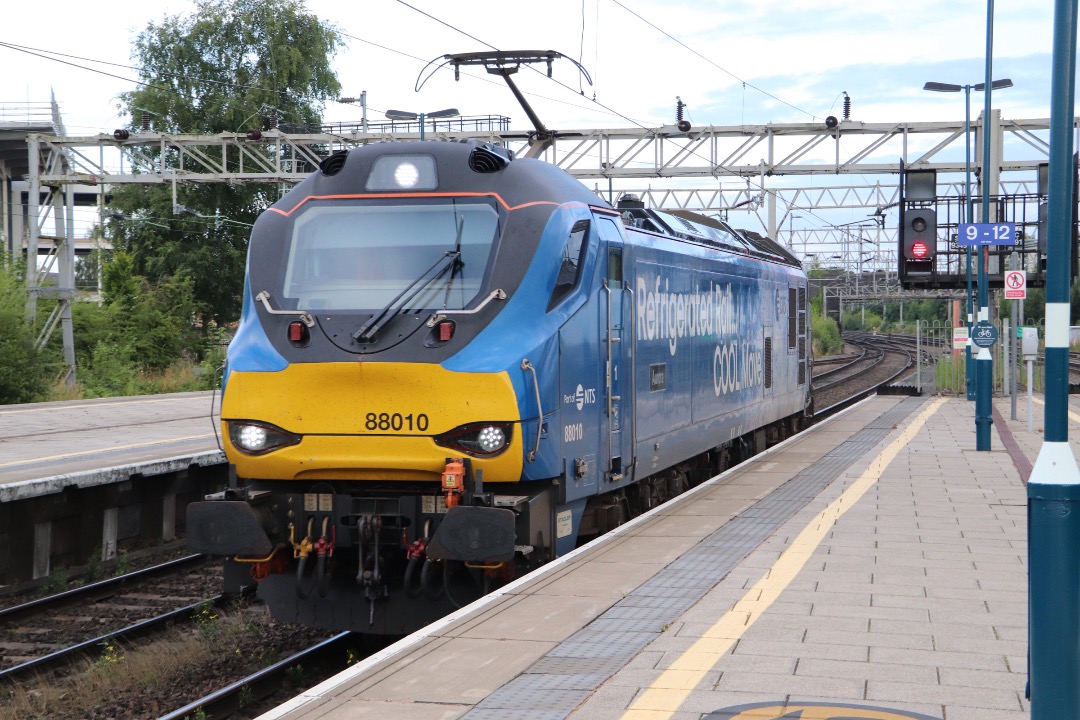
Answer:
xmin=477 ymin=425 xmax=507 ymax=453
xmin=365 ymin=154 xmax=438 ymax=191
xmin=435 ymin=422 xmax=513 ymax=458
xmin=228 ymin=420 xmax=302 ymax=455
xmin=394 ymin=161 xmax=420 ymax=188
xmin=238 ymin=424 xmax=268 ymax=450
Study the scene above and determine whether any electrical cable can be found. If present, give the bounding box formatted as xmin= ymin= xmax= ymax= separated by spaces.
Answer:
xmin=608 ymin=0 xmax=818 ymax=121
xmin=391 ymin=1 xmax=843 ymax=235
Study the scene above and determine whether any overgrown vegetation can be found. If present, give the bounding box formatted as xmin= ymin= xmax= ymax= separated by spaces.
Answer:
xmin=810 ymin=292 xmax=843 ymax=356
xmin=0 ymin=0 xmax=344 ymax=407
xmin=0 ymin=602 xmax=321 ymax=720
xmin=0 ymin=255 xmax=50 ymax=403
xmin=0 ymin=253 xmax=224 ymax=405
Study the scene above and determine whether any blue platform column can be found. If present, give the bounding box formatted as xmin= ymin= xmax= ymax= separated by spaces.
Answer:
xmin=975 ymin=0 xmax=997 ymax=451
xmin=1029 ymin=0 xmax=1080 ymax=716
xmin=965 ymin=86 xmax=976 ymax=402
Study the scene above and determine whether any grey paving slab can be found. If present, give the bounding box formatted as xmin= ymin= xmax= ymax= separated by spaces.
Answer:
xmin=259 ymin=396 xmax=1037 ymax=720
xmin=0 ymin=392 xmax=223 ymax=494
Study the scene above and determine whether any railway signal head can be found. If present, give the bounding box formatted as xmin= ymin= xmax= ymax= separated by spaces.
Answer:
xmin=901 ymin=207 xmax=937 ymax=274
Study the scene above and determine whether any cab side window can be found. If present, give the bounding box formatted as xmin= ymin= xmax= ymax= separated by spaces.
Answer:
xmin=547 ymin=219 xmax=590 ymax=311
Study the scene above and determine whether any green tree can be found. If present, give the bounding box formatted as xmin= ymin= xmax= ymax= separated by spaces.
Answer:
xmin=75 ymin=265 xmax=203 ymax=375
xmin=109 ymin=0 xmax=343 ymax=326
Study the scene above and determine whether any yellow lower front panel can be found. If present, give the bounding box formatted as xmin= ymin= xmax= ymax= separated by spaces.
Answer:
xmin=222 ymin=362 xmax=523 ymax=482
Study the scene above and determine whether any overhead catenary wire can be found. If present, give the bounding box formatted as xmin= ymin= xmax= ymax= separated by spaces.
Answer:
xmin=391 ymin=0 xmax=837 ymax=235
xmin=2 ymin=10 xmax=847 ymax=240
xmin=608 ymin=0 xmax=818 ymax=122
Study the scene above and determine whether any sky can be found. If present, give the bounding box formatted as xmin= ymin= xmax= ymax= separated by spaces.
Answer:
xmin=0 ymin=0 xmax=1058 ymax=135
xmin=0 ymin=0 xmax=1066 ymax=255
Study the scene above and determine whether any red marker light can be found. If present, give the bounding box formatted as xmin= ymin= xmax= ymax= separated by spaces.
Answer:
xmin=288 ymin=321 xmax=307 ymax=343
xmin=438 ymin=321 xmax=454 ymax=342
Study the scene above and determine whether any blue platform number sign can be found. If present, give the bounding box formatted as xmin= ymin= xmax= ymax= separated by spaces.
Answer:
xmin=958 ymin=222 xmax=1016 ymax=246
xmin=972 ymin=321 xmax=999 ymax=349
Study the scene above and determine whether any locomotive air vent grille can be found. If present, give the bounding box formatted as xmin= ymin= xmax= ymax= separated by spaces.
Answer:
xmin=319 ymin=150 xmax=349 ymax=176
xmin=798 ymin=337 xmax=807 ymax=385
xmin=797 ymin=287 xmax=807 ymax=336
xmin=764 ymin=337 xmax=773 ymax=389
xmin=469 ymin=143 xmax=512 ymax=173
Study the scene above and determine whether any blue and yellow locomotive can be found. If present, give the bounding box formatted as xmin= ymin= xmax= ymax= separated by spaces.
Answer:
xmin=187 ymin=140 xmax=811 ymax=633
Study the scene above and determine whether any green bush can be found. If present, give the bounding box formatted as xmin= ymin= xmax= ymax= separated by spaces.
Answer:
xmin=841 ymin=309 xmax=883 ymax=331
xmin=81 ymin=342 xmax=138 ymax=398
xmin=0 ymin=256 xmax=49 ymax=404
xmin=811 ymin=312 xmax=843 ymax=356
xmin=71 ymin=258 xmax=211 ymax=399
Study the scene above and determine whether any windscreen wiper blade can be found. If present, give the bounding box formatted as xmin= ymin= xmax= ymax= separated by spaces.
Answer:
xmin=353 ymin=250 xmax=460 ymax=342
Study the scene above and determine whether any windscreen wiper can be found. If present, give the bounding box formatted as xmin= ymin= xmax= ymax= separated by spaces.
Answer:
xmin=353 ymin=250 xmax=460 ymax=342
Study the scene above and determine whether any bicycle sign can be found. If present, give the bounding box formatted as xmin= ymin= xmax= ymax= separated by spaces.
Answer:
xmin=971 ymin=321 xmax=999 ymax=349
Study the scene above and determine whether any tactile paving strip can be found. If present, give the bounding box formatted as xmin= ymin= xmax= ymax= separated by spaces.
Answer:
xmin=459 ymin=398 xmax=923 ymax=719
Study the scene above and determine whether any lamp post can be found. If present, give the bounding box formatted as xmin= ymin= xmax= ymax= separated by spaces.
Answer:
xmin=923 ymin=78 xmax=1012 ymax=403
xmin=384 ymin=108 xmax=459 ymax=140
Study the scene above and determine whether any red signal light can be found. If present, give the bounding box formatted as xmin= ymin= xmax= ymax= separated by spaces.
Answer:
xmin=910 ymin=241 xmax=929 ymax=259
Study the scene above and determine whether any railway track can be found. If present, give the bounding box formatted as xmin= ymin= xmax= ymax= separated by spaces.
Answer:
xmin=159 ymin=632 xmax=362 ymax=720
xmin=0 ymin=554 xmax=219 ymax=681
xmin=2 ymin=353 xmax=915 ymax=718
xmin=811 ymin=334 xmax=919 ymax=416
xmin=0 ymin=552 xmax=334 ymax=720
xmin=161 ymin=339 xmax=933 ymax=719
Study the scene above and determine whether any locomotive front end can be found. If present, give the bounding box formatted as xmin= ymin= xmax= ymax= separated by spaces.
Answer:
xmin=187 ymin=143 xmax=570 ymax=632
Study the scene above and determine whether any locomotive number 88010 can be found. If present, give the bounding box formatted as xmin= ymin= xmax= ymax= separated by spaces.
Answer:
xmin=187 ymin=139 xmax=811 ymax=634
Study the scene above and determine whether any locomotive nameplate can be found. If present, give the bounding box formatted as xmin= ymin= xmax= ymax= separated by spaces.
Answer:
xmin=649 ymin=363 xmax=667 ymax=391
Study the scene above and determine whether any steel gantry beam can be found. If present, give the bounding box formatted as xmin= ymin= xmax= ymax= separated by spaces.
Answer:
xmin=29 ymin=112 xmax=1054 ymax=248
xmin=20 ymin=113 xmax=1058 ymax=381
xmin=35 ymin=114 xmax=1052 ymax=186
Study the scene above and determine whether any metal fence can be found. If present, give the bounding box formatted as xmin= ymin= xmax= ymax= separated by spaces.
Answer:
xmin=910 ymin=319 xmax=1046 ymax=396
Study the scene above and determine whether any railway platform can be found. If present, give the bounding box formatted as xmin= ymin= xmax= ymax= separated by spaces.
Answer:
xmin=259 ymin=393 xmax=1037 ymax=720
xmin=0 ymin=391 xmax=222 ymax=496
xmin=0 ymin=392 xmax=225 ymax=583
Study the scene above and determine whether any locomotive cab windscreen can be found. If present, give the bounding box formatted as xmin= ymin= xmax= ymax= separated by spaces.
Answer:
xmin=280 ymin=199 xmax=500 ymax=313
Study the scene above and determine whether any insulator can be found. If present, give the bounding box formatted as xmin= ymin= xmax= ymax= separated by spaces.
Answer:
xmin=141 ymin=112 xmax=150 ymax=132
xmin=676 ymin=96 xmax=685 ymax=123
xmin=270 ymin=109 xmax=278 ymax=130
xmin=843 ymin=94 xmax=851 ymax=121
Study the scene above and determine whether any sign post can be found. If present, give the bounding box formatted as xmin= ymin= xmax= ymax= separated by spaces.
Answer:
xmin=958 ymin=222 xmax=1015 ymax=448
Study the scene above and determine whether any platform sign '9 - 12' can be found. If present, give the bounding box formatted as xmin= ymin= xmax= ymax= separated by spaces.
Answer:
xmin=957 ymin=222 xmax=1017 ymax=246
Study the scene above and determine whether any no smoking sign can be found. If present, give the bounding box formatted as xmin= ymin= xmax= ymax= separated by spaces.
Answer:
xmin=1005 ymin=270 xmax=1027 ymax=299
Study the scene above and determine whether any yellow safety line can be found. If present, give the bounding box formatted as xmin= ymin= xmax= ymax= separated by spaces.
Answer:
xmin=618 ymin=398 xmax=946 ymax=720
xmin=0 ymin=395 xmax=209 ymax=415
xmin=0 ymin=434 xmax=216 ymax=468
xmin=1030 ymin=396 xmax=1080 ymax=425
